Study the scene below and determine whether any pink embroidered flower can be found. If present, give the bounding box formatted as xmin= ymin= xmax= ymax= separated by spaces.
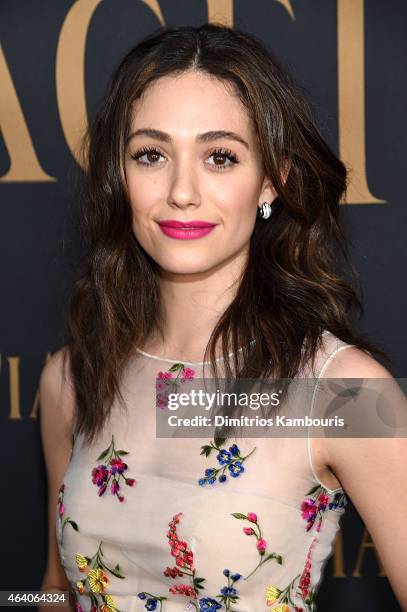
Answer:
xmin=91 ymin=435 xmax=136 ymax=501
xmin=243 ymin=527 xmax=254 ymax=535
xmin=91 ymin=465 xmax=110 ymax=487
xmin=109 ymin=457 xmax=127 ymax=474
xmin=163 ymin=512 xmax=206 ymax=604
xmin=169 ymin=584 xmax=198 ymax=598
xmin=156 ymin=363 xmax=196 ymax=409
xmin=256 ymin=538 xmax=267 ymax=553
xmin=317 ymin=493 xmax=329 ymax=510
xmin=167 ymin=519 xmax=194 ymax=570
xmin=301 ymin=484 xmax=347 ymax=532
xmin=158 ymin=371 xmax=174 ymax=380
xmin=180 ymin=367 xmax=195 ymax=382
xmin=110 ymin=480 xmax=120 ymax=495
xmin=299 ymin=537 xmax=317 ymax=599
xmin=232 ymin=512 xmax=282 ymax=579
xmin=164 ymin=566 xmax=183 ymax=578
xmin=97 ymin=483 xmax=107 ymax=497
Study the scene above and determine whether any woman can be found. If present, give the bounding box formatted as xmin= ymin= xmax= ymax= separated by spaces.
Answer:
xmin=39 ymin=23 xmax=407 ymax=611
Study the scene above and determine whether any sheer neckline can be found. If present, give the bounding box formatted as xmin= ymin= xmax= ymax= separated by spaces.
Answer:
xmin=134 ymin=347 xmax=234 ymax=366
xmin=135 ymin=332 xmax=330 ymax=367
xmin=135 ymin=339 xmax=257 ymax=366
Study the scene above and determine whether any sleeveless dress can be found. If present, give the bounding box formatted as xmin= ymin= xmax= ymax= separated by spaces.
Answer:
xmin=56 ymin=330 xmax=355 ymax=612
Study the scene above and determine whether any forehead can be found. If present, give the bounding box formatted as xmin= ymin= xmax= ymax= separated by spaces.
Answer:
xmin=129 ymin=70 xmax=253 ymax=138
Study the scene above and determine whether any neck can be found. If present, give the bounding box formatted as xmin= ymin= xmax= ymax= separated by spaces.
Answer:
xmin=144 ymin=248 xmax=248 ymax=362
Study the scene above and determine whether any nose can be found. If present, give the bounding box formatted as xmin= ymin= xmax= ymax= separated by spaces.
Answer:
xmin=166 ymin=160 xmax=201 ymax=210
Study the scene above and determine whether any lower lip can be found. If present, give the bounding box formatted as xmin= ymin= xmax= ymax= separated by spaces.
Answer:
xmin=158 ymin=225 xmax=216 ymax=240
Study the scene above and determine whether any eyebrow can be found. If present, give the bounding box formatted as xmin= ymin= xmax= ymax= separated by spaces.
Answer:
xmin=125 ymin=128 xmax=250 ymax=150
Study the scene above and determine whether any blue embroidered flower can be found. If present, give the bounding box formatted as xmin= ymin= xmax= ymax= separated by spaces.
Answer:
xmin=137 ymin=592 xmax=167 ymax=610
xmin=198 ymin=440 xmax=255 ymax=485
xmin=328 ymin=491 xmax=348 ymax=510
xmin=228 ymin=461 xmax=244 ymax=477
xmin=216 ymin=449 xmax=232 ymax=464
xmin=216 ymin=568 xmax=242 ymax=608
xmin=199 ymin=598 xmax=222 ymax=611
xmin=220 ymin=586 xmax=237 ymax=596
xmin=229 ymin=444 xmax=239 ymax=456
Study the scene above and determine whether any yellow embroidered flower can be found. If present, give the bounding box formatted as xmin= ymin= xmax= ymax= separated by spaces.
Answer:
xmin=88 ymin=568 xmax=109 ymax=593
xmin=265 ymin=585 xmax=281 ymax=606
xmin=75 ymin=554 xmax=88 ymax=572
xmin=100 ymin=595 xmax=118 ymax=611
xmin=76 ymin=580 xmax=85 ymax=594
xmin=271 ymin=605 xmax=290 ymax=612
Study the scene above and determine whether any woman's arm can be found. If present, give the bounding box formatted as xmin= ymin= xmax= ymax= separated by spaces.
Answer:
xmin=38 ymin=348 xmax=76 ymax=611
xmin=318 ymin=346 xmax=407 ymax=610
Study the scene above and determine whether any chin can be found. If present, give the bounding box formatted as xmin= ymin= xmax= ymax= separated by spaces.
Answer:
xmin=155 ymin=255 xmax=220 ymax=276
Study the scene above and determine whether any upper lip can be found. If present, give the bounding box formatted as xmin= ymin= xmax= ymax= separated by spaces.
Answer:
xmin=157 ymin=219 xmax=216 ymax=228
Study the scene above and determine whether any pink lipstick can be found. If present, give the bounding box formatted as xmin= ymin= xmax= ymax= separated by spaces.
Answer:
xmin=157 ymin=219 xmax=217 ymax=240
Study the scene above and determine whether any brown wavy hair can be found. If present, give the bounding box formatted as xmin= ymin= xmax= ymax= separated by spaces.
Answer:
xmin=62 ymin=22 xmax=391 ymax=445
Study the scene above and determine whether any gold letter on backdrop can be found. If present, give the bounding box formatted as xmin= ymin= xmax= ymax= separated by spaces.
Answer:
xmin=56 ymin=0 xmax=165 ymax=169
xmin=0 ymin=46 xmax=56 ymax=182
xmin=207 ymin=0 xmax=233 ymax=25
xmin=337 ymin=0 xmax=385 ymax=204
xmin=8 ymin=356 xmax=21 ymax=420
xmin=332 ymin=531 xmax=346 ymax=578
xmin=274 ymin=0 xmax=295 ymax=21
xmin=56 ymin=0 xmax=103 ymax=169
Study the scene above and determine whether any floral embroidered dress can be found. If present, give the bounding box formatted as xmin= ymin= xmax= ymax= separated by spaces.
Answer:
xmin=56 ymin=331 xmax=354 ymax=612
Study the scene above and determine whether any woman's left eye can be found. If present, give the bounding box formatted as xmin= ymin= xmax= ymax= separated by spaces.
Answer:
xmin=206 ymin=148 xmax=239 ymax=170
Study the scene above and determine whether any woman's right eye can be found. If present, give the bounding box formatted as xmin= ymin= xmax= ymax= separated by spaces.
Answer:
xmin=131 ymin=146 xmax=166 ymax=166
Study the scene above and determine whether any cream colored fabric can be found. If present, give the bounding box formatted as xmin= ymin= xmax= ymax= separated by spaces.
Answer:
xmin=56 ymin=331 xmax=353 ymax=611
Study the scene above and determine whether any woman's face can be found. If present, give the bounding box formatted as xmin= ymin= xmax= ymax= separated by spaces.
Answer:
xmin=124 ymin=70 xmax=275 ymax=276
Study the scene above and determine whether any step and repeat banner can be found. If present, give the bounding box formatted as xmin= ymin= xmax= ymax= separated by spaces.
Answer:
xmin=0 ymin=1 xmax=406 ymax=610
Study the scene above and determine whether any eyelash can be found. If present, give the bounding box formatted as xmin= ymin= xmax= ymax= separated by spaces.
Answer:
xmin=130 ymin=145 xmax=239 ymax=171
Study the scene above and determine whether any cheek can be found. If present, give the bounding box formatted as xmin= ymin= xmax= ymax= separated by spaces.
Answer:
xmin=216 ymin=180 xmax=259 ymax=234
xmin=126 ymin=173 xmax=158 ymax=229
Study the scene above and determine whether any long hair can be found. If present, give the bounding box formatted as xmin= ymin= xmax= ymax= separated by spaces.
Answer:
xmin=62 ymin=23 xmax=391 ymax=445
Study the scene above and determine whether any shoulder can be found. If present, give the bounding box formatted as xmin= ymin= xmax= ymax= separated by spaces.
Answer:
xmin=317 ymin=331 xmax=393 ymax=379
xmin=322 ymin=344 xmax=393 ymax=379
xmin=316 ymin=335 xmax=407 ymax=488
xmin=313 ymin=334 xmax=400 ymax=480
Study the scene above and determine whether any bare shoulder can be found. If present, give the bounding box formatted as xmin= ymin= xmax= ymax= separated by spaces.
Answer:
xmin=311 ymin=343 xmax=397 ymax=489
xmin=322 ymin=344 xmax=393 ymax=379
xmin=317 ymin=342 xmax=407 ymax=488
